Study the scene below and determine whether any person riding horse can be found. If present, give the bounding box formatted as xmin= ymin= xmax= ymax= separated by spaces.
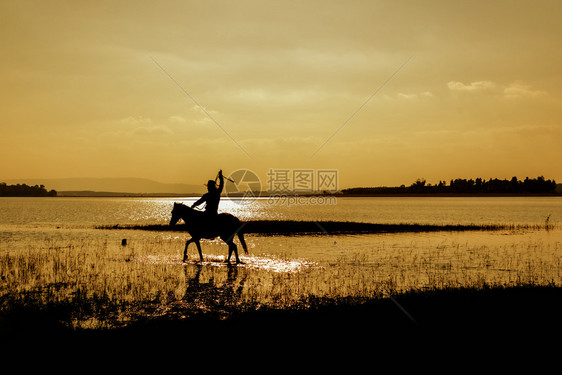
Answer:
xmin=191 ymin=170 xmax=224 ymax=220
xmin=171 ymin=170 xmax=246 ymax=263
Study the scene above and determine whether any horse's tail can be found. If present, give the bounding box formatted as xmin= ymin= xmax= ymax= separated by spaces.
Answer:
xmin=237 ymin=231 xmax=248 ymax=254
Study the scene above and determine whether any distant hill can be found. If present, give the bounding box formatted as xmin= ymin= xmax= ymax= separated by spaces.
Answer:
xmin=2 ymin=178 xmax=206 ymax=196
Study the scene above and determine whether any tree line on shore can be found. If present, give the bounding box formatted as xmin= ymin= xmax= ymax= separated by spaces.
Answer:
xmin=342 ymin=176 xmax=558 ymax=195
xmin=0 ymin=183 xmax=57 ymax=197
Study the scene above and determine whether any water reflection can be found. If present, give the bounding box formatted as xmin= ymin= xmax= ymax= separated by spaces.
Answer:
xmin=136 ymin=252 xmax=318 ymax=273
xmin=178 ymin=264 xmax=247 ymax=315
xmin=135 ymin=252 xmax=321 ymax=319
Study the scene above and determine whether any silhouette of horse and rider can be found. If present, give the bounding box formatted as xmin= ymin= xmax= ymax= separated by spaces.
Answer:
xmin=170 ymin=170 xmax=248 ymax=264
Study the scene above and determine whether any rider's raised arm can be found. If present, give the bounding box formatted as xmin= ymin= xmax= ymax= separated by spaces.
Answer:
xmin=191 ymin=195 xmax=206 ymax=208
xmin=217 ymin=170 xmax=224 ymax=194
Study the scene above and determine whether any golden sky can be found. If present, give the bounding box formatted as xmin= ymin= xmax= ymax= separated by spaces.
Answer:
xmin=1 ymin=0 xmax=561 ymax=188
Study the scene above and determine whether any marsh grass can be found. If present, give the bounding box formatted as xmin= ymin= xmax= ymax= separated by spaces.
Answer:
xmin=1 ymin=233 xmax=186 ymax=328
xmin=2 ymin=226 xmax=561 ymax=330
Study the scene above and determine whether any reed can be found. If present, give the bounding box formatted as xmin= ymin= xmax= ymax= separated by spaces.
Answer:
xmin=1 ymin=227 xmax=561 ymax=331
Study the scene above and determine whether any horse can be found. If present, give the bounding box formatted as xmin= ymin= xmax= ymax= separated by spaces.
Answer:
xmin=169 ymin=202 xmax=248 ymax=264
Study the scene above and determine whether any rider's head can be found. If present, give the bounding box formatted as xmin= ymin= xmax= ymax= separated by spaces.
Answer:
xmin=206 ymin=180 xmax=217 ymax=192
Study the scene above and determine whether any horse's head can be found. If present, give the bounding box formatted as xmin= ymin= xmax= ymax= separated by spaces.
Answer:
xmin=170 ymin=202 xmax=189 ymax=226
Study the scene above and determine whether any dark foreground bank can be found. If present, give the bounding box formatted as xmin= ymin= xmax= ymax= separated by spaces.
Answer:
xmin=3 ymin=285 xmax=562 ymax=352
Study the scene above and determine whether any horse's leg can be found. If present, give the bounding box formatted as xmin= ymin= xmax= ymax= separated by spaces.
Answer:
xmin=228 ymin=241 xmax=243 ymax=264
xmin=195 ymin=240 xmax=204 ymax=262
xmin=225 ymin=242 xmax=233 ymax=263
xmin=183 ymin=238 xmax=194 ymax=262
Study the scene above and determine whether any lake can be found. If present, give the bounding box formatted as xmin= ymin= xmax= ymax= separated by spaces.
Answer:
xmin=1 ymin=195 xmax=560 ymax=228
xmin=1 ymin=196 xmax=562 ymax=328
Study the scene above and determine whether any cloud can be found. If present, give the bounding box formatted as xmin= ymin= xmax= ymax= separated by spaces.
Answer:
xmin=119 ymin=116 xmax=152 ymax=125
xmin=447 ymin=81 xmax=496 ymax=92
xmin=190 ymin=105 xmax=218 ymax=116
xmin=132 ymin=125 xmax=173 ymax=136
xmin=397 ymin=93 xmax=419 ymax=100
xmin=116 ymin=116 xmax=173 ymax=136
xmin=389 ymin=91 xmax=433 ymax=100
xmin=101 ymin=118 xmax=173 ymax=139
xmin=503 ymin=82 xmax=547 ymax=99
xmin=168 ymin=115 xmax=186 ymax=123
xmin=447 ymin=80 xmax=548 ymax=100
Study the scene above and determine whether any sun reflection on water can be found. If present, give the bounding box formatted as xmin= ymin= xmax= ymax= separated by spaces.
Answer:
xmin=135 ymin=253 xmax=318 ymax=273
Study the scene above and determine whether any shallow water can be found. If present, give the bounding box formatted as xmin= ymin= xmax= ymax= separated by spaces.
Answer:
xmin=2 ymin=196 xmax=561 ymax=275
xmin=1 ymin=196 xmax=561 ymax=327
xmin=2 ymin=195 xmax=561 ymax=228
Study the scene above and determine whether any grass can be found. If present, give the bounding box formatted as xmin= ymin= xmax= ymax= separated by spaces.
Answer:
xmin=0 ymin=221 xmax=562 ymax=352
xmin=2 ymin=224 xmax=562 ymax=347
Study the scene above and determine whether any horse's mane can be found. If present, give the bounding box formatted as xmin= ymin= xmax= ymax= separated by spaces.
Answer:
xmin=174 ymin=202 xmax=203 ymax=216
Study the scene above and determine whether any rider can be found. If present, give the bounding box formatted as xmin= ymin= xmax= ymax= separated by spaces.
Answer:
xmin=191 ymin=170 xmax=224 ymax=217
